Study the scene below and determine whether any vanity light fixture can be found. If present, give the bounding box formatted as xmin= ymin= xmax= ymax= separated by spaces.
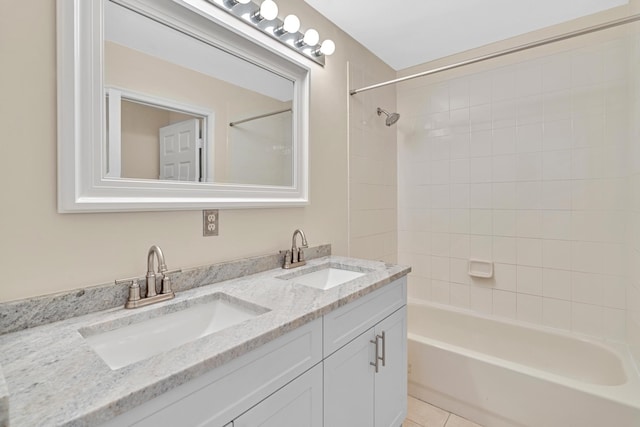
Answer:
xmin=208 ymin=0 xmax=334 ymax=66
xmin=251 ymin=0 xmax=278 ymax=22
xmin=274 ymin=14 xmax=300 ymax=35
xmin=313 ymin=39 xmax=335 ymax=57
xmin=296 ymin=28 xmax=319 ymax=47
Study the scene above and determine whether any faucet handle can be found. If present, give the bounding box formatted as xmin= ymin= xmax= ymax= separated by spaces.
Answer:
xmin=160 ymin=269 xmax=181 ymax=295
xmin=280 ymin=249 xmax=292 ymax=268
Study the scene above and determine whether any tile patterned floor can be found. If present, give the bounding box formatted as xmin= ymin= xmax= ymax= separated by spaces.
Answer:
xmin=404 ymin=396 xmax=483 ymax=427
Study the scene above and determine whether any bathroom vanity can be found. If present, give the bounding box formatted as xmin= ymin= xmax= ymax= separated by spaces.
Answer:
xmin=0 ymin=253 xmax=409 ymax=426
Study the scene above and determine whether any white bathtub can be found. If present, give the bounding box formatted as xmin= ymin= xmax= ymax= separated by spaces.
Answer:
xmin=407 ymin=300 xmax=640 ymax=427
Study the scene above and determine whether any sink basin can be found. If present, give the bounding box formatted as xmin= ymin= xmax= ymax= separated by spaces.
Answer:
xmin=281 ymin=266 xmax=366 ymax=290
xmin=80 ymin=294 xmax=269 ymax=370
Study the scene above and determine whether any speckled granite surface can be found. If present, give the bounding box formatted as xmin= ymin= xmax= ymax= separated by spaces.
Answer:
xmin=0 ymin=245 xmax=331 ymax=335
xmin=0 ymin=255 xmax=409 ymax=426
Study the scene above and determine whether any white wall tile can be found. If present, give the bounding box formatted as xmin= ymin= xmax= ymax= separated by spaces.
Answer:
xmin=517 ymin=63 xmax=542 ymax=97
xmin=470 ymin=105 xmax=492 ymax=133
xmin=450 ymin=78 xmax=470 ymax=109
xmin=492 ymin=154 xmax=517 ymax=182
xmin=493 ymin=263 xmax=517 ymax=292
xmin=450 ymin=209 xmax=470 ymax=234
xmin=603 ymin=307 xmax=626 ymax=342
xmin=470 ymin=157 xmax=493 ymax=183
xmin=517 ymin=265 xmax=543 ymax=296
xmin=517 ymin=238 xmax=543 ymax=267
xmin=541 ymin=180 xmax=572 ymax=210
xmin=542 ymin=211 xmax=572 ymax=240
xmin=516 ymin=94 xmax=543 ymax=125
xmin=450 ymin=234 xmax=470 ymax=259
xmin=396 ymin=37 xmax=632 ymax=342
xmin=571 ymin=271 xmax=604 ymax=305
xmin=493 ymin=290 xmax=517 ymax=319
xmin=469 ymin=73 xmax=492 ymax=106
xmin=516 ymin=181 xmax=542 ymax=210
xmin=450 ymin=184 xmax=470 ymax=208
xmin=493 ymin=236 xmax=517 ymax=264
xmin=516 ymin=152 xmax=543 ymax=181
xmin=516 ymin=123 xmax=543 ymax=153
xmin=450 ymin=159 xmax=470 ymax=184
xmin=542 ymin=150 xmax=571 ymax=180
xmin=431 ymin=233 xmax=450 ymax=257
xmin=516 ymin=210 xmax=542 ymax=238
xmin=450 ymin=258 xmax=470 ymax=285
xmin=493 ymin=210 xmax=517 ymax=236
xmin=572 ymin=302 xmax=603 ymax=337
xmin=469 ymin=209 xmax=492 ymax=235
xmin=543 ymin=54 xmax=572 ymax=92
xmin=469 ymin=183 xmax=492 ymax=209
xmin=450 ymin=283 xmax=470 ymax=309
xmin=431 ymin=280 xmax=450 ymax=304
xmin=492 ymin=182 xmax=517 ymax=209
xmin=470 ymin=129 xmax=492 ymax=157
xmin=543 ymin=90 xmax=572 ymax=122
xmin=431 ymin=256 xmax=450 ymax=281
xmin=543 ymin=298 xmax=572 ymax=330
xmin=492 ymin=126 xmax=517 ymax=155
xmin=542 ymin=240 xmax=572 ymax=270
xmin=470 ymin=285 xmax=493 ymax=314
xmin=469 ymin=235 xmax=493 ymax=260
xmin=517 ymin=294 xmax=543 ymax=324
xmin=543 ymin=119 xmax=572 ymax=151
xmin=543 ymin=268 xmax=572 ymax=300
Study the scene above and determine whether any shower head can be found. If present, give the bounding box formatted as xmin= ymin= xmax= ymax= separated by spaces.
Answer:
xmin=377 ymin=107 xmax=400 ymax=126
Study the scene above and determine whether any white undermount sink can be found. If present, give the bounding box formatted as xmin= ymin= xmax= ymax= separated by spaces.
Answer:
xmin=80 ymin=294 xmax=268 ymax=370
xmin=281 ymin=266 xmax=366 ymax=291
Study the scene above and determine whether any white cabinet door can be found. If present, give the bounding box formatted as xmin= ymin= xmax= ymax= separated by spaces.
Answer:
xmin=234 ymin=364 xmax=322 ymax=427
xmin=374 ymin=307 xmax=407 ymax=427
xmin=324 ymin=328 xmax=376 ymax=427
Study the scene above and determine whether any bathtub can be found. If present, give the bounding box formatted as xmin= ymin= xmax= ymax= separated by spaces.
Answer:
xmin=407 ymin=300 xmax=640 ymax=427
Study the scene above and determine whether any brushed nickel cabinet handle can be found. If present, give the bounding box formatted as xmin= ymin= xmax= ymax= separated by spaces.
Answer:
xmin=370 ymin=336 xmax=380 ymax=373
xmin=380 ymin=331 xmax=386 ymax=367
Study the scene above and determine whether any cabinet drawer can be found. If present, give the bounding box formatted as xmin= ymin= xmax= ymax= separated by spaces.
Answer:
xmin=102 ymin=318 xmax=322 ymax=427
xmin=323 ymin=277 xmax=406 ymax=357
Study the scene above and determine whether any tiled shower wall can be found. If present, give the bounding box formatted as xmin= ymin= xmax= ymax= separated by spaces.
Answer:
xmin=629 ymin=30 xmax=640 ymax=364
xmin=348 ymin=62 xmax=398 ymax=264
xmin=398 ymin=35 xmax=631 ymax=342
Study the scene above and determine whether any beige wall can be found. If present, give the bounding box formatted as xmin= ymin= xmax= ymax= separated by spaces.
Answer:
xmin=0 ymin=0 xmax=392 ymax=302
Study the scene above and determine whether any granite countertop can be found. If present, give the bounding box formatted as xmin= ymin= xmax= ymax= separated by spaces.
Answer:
xmin=0 ymin=256 xmax=410 ymax=426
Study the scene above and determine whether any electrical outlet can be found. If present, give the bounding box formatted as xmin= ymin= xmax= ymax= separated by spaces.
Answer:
xmin=407 ymin=363 xmax=412 ymax=376
xmin=203 ymin=209 xmax=219 ymax=236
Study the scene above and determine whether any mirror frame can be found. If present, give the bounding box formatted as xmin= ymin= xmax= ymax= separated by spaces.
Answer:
xmin=57 ymin=0 xmax=310 ymax=212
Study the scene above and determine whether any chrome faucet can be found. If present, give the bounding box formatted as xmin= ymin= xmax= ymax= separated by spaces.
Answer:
xmin=116 ymin=245 xmax=181 ymax=309
xmin=282 ymin=229 xmax=308 ymax=269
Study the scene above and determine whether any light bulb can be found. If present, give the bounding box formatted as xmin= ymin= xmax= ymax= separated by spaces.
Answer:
xmin=303 ymin=28 xmax=319 ymax=46
xmin=237 ymin=0 xmax=251 ymax=3
xmin=259 ymin=0 xmax=278 ymax=20
xmin=282 ymin=14 xmax=300 ymax=33
xmin=320 ymin=39 xmax=335 ymax=56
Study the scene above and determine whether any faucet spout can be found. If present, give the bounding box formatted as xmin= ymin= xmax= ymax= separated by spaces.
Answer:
xmin=291 ymin=229 xmax=308 ymax=253
xmin=146 ymin=245 xmax=167 ymax=297
xmin=147 ymin=245 xmax=167 ymax=274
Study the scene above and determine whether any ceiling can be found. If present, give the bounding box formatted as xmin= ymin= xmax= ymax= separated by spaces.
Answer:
xmin=303 ymin=0 xmax=628 ymax=70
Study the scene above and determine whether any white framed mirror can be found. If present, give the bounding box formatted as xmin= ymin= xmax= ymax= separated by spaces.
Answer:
xmin=57 ymin=0 xmax=310 ymax=212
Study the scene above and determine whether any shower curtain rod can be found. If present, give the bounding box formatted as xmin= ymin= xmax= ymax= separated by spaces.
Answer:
xmin=229 ymin=108 xmax=292 ymax=127
xmin=350 ymin=13 xmax=640 ymax=96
